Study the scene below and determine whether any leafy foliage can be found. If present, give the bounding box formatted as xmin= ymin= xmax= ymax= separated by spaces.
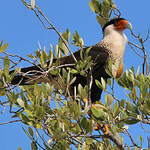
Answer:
xmin=89 ymin=0 xmax=116 ymax=26
xmin=0 ymin=0 xmax=150 ymax=150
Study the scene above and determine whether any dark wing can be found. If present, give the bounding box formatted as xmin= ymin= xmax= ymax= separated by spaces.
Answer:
xmin=89 ymin=45 xmax=110 ymax=102
xmin=10 ymin=43 xmax=110 ymax=102
xmin=61 ymin=44 xmax=110 ymax=102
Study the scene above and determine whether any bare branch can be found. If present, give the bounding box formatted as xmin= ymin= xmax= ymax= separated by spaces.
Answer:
xmin=32 ymin=6 xmax=77 ymax=63
xmin=0 ymin=120 xmax=21 ymax=125
xmin=112 ymin=7 xmax=121 ymax=17
xmin=141 ymin=119 xmax=150 ymax=125
xmin=97 ymin=124 xmax=125 ymax=150
xmin=128 ymin=42 xmax=144 ymax=58
xmin=129 ymin=29 xmax=149 ymax=75
xmin=124 ymin=129 xmax=141 ymax=149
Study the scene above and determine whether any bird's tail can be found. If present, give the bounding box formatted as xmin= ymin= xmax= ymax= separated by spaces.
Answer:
xmin=10 ymin=54 xmax=76 ymax=86
xmin=10 ymin=65 xmax=44 ymax=85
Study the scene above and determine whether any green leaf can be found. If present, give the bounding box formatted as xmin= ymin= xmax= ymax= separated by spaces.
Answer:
xmin=104 ymin=0 xmax=110 ymax=5
xmin=26 ymin=54 xmax=34 ymax=59
xmin=139 ymin=135 xmax=143 ymax=143
xmin=124 ymin=119 xmax=139 ymax=125
xmin=66 ymin=69 xmax=70 ymax=84
xmin=95 ymin=80 xmax=103 ymax=90
xmin=40 ymin=49 xmax=47 ymax=68
xmin=91 ymin=104 xmax=107 ymax=120
xmin=81 ymin=117 xmax=87 ymax=127
xmin=70 ymin=68 xmax=78 ymax=74
xmin=22 ymin=127 xmax=32 ymax=140
xmin=48 ymin=51 xmax=53 ymax=68
xmin=78 ymin=84 xmax=83 ymax=96
xmin=0 ymin=43 xmax=8 ymax=53
xmin=17 ymin=147 xmax=23 ymax=150
xmin=20 ymin=113 xmax=30 ymax=124
xmin=17 ymin=98 xmax=25 ymax=107
xmin=69 ymin=77 xmax=76 ymax=86
xmin=101 ymin=77 xmax=106 ymax=90
xmin=85 ymin=47 xmax=92 ymax=56
xmin=105 ymin=94 xmax=113 ymax=106
xmin=72 ymin=31 xmax=83 ymax=47
xmin=119 ymin=99 xmax=125 ymax=108
xmin=35 ymin=105 xmax=44 ymax=118
xmin=107 ymin=78 xmax=112 ymax=86
xmin=89 ymin=1 xmax=95 ymax=12
xmin=58 ymin=38 xmax=68 ymax=56
xmin=4 ymin=56 xmax=10 ymax=78
xmin=113 ymin=102 xmax=119 ymax=116
xmin=62 ymin=28 xmax=70 ymax=42
xmin=136 ymin=66 xmax=140 ymax=77
xmin=126 ymin=101 xmax=139 ymax=114
xmin=28 ymin=127 xmax=34 ymax=137
xmin=0 ymin=40 xmax=3 ymax=47
xmin=96 ymin=15 xmax=107 ymax=26
xmin=31 ymin=141 xmax=37 ymax=150
xmin=31 ymin=0 xmax=35 ymax=9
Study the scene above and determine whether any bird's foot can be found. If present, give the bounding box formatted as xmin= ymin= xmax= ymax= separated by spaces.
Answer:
xmin=94 ymin=124 xmax=109 ymax=135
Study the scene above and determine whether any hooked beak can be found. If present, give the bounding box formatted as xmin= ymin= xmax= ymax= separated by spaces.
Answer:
xmin=126 ymin=22 xmax=132 ymax=31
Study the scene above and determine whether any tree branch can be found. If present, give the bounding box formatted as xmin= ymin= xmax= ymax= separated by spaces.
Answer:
xmin=32 ymin=5 xmax=77 ymax=63
xmin=129 ymin=29 xmax=149 ymax=75
xmin=0 ymin=120 xmax=21 ymax=125
xmin=98 ymin=124 xmax=125 ymax=150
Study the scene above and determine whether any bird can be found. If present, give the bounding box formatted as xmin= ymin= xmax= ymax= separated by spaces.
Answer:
xmin=10 ymin=17 xmax=132 ymax=103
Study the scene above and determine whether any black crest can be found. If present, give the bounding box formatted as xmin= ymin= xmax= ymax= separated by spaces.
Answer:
xmin=102 ymin=18 xmax=126 ymax=32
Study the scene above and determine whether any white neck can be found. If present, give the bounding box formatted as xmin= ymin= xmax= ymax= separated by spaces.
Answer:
xmin=102 ymin=24 xmax=128 ymax=58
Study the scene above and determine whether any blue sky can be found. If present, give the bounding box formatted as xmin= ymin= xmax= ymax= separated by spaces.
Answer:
xmin=0 ymin=0 xmax=150 ymax=150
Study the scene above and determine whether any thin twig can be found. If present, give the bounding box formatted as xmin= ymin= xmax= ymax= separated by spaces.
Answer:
xmin=141 ymin=119 xmax=150 ymax=125
xmin=0 ymin=119 xmax=21 ymax=125
xmin=128 ymin=42 xmax=144 ymax=58
xmin=112 ymin=7 xmax=121 ymax=17
xmin=0 ymin=100 xmax=9 ymax=105
xmin=97 ymin=124 xmax=125 ymax=150
xmin=124 ymin=129 xmax=141 ymax=148
xmin=3 ymin=51 xmax=37 ymax=67
xmin=33 ymin=6 xmax=77 ymax=63
xmin=111 ymin=78 xmax=115 ymax=96
xmin=35 ymin=128 xmax=49 ymax=148
xmin=129 ymin=29 xmax=149 ymax=75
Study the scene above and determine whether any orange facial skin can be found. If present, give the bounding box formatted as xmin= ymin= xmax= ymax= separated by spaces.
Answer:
xmin=115 ymin=20 xmax=128 ymax=31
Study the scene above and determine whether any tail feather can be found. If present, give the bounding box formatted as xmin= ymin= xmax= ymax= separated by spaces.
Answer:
xmin=10 ymin=65 xmax=43 ymax=85
xmin=10 ymin=64 xmax=42 ymax=74
xmin=11 ymin=75 xmax=32 ymax=85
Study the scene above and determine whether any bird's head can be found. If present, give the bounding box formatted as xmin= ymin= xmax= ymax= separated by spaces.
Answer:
xmin=102 ymin=18 xmax=132 ymax=33
xmin=101 ymin=18 xmax=131 ymax=55
xmin=102 ymin=17 xmax=132 ymax=42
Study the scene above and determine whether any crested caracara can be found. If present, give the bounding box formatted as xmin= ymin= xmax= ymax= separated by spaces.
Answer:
xmin=10 ymin=18 xmax=132 ymax=103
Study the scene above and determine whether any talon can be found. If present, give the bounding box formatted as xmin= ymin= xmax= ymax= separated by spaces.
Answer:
xmin=83 ymin=98 xmax=87 ymax=103
xmin=104 ymin=125 xmax=109 ymax=135
xmin=94 ymin=124 xmax=109 ymax=134
xmin=88 ymin=110 xmax=92 ymax=116
xmin=94 ymin=123 xmax=100 ymax=131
